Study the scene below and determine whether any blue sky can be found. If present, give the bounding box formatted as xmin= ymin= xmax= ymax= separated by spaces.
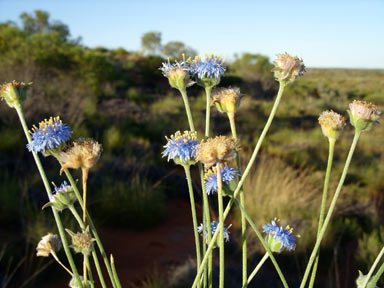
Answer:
xmin=1 ymin=0 xmax=383 ymax=68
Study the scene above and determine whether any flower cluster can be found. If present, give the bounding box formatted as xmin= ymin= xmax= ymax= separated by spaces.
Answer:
xmin=27 ymin=116 xmax=72 ymax=153
xmin=196 ymin=136 xmax=237 ymax=169
xmin=162 ymin=130 xmax=199 ymax=165
xmin=271 ymin=52 xmax=305 ymax=83
xmin=36 ymin=233 xmax=61 ymax=257
xmin=159 ymin=59 xmax=194 ymax=90
xmin=318 ymin=110 xmax=345 ymax=140
xmin=205 ymin=166 xmax=239 ymax=195
xmin=198 ymin=221 xmax=231 ymax=242
xmin=263 ymin=218 xmax=297 ymax=252
xmin=66 ymin=227 xmax=95 ymax=256
xmin=190 ymin=54 xmax=226 ymax=80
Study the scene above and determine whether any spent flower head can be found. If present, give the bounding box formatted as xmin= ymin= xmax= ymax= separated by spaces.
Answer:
xmin=190 ymin=54 xmax=226 ymax=88
xmin=348 ymin=100 xmax=380 ymax=132
xmin=36 ymin=233 xmax=61 ymax=257
xmin=59 ymin=138 xmax=102 ymax=174
xmin=271 ymin=52 xmax=305 ymax=83
xmin=162 ymin=130 xmax=199 ymax=166
xmin=263 ymin=218 xmax=298 ymax=252
xmin=66 ymin=227 xmax=94 ymax=256
xmin=196 ymin=136 xmax=237 ymax=169
xmin=42 ymin=181 xmax=77 ymax=211
xmin=159 ymin=57 xmax=194 ymax=90
xmin=205 ymin=166 xmax=239 ymax=195
xmin=198 ymin=221 xmax=231 ymax=246
xmin=211 ymin=87 xmax=243 ymax=114
xmin=27 ymin=116 xmax=71 ymax=154
xmin=318 ymin=110 xmax=345 ymax=140
xmin=0 ymin=80 xmax=32 ymax=109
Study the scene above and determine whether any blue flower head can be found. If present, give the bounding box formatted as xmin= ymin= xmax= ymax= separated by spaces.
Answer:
xmin=159 ymin=58 xmax=194 ymax=90
xmin=42 ymin=181 xmax=77 ymax=211
xmin=190 ymin=54 xmax=226 ymax=82
xmin=162 ymin=131 xmax=199 ymax=166
xmin=263 ymin=218 xmax=298 ymax=252
xmin=27 ymin=116 xmax=71 ymax=153
xmin=198 ymin=221 xmax=231 ymax=243
xmin=53 ymin=181 xmax=72 ymax=194
xmin=205 ymin=166 xmax=239 ymax=195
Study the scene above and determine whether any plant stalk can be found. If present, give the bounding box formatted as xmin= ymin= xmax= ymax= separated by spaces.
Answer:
xmin=205 ymin=87 xmax=212 ymax=138
xmin=216 ymin=163 xmax=225 ymax=288
xmin=362 ymin=245 xmax=384 ymax=288
xmin=179 ymin=88 xmax=195 ymax=132
xmin=246 ymin=252 xmax=269 ymax=286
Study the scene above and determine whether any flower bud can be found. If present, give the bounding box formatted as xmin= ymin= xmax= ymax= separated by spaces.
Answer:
xmin=36 ymin=233 xmax=61 ymax=257
xmin=318 ymin=110 xmax=345 ymax=140
xmin=347 ymin=100 xmax=380 ymax=132
xmin=271 ymin=53 xmax=305 ymax=84
xmin=66 ymin=227 xmax=95 ymax=256
xmin=159 ymin=59 xmax=194 ymax=91
xmin=211 ymin=87 xmax=243 ymax=114
xmin=42 ymin=181 xmax=77 ymax=211
xmin=0 ymin=81 xmax=32 ymax=109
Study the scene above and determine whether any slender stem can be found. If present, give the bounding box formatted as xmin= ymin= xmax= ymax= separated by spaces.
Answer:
xmin=61 ymin=167 xmax=118 ymax=288
xmin=300 ymin=130 xmax=362 ymax=288
xmin=85 ymin=256 xmax=94 ymax=288
xmin=205 ymin=87 xmax=212 ymax=138
xmin=309 ymin=138 xmax=335 ymax=288
xmin=69 ymin=206 xmax=107 ymax=288
xmin=362 ymin=246 xmax=384 ymax=288
xmin=179 ymin=88 xmax=195 ymax=132
xmin=216 ymin=163 xmax=225 ymax=288
xmin=234 ymin=198 xmax=289 ymax=288
xmin=228 ymin=112 xmax=247 ymax=286
xmin=51 ymin=252 xmax=73 ymax=276
xmin=183 ymin=165 xmax=201 ymax=272
xmin=15 ymin=106 xmax=83 ymax=288
xmin=82 ymin=168 xmax=89 ymax=287
xmin=246 ymin=252 xmax=269 ymax=286
xmin=110 ymin=255 xmax=122 ymax=288
xmin=191 ymin=82 xmax=287 ymax=288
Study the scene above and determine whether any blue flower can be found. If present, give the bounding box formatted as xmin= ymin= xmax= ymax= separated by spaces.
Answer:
xmin=263 ymin=218 xmax=297 ymax=252
xmin=190 ymin=54 xmax=226 ymax=79
xmin=27 ymin=116 xmax=71 ymax=153
xmin=205 ymin=166 xmax=239 ymax=195
xmin=159 ymin=59 xmax=191 ymax=77
xmin=162 ymin=131 xmax=199 ymax=165
xmin=198 ymin=221 xmax=230 ymax=242
xmin=53 ymin=181 xmax=72 ymax=194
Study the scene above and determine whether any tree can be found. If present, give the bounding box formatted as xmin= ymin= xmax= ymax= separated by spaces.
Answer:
xmin=141 ymin=31 xmax=162 ymax=55
xmin=162 ymin=41 xmax=197 ymax=59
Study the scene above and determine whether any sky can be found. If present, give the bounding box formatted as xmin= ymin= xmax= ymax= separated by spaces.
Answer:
xmin=0 ymin=0 xmax=383 ymax=68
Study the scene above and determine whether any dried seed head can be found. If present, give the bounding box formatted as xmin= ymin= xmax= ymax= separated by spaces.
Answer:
xmin=271 ymin=52 xmax=305 ymax=83
xmin=196 ymin=136 xmax=237 ymax=169
xmin=36 ymin=233 xmax=61 ymax=257
xmin=348 ymin=100 xmax=381 ymax=132
xmin=211 ymin=87 xmax=243 ymax=114
xmin=318 ymin=110 xmax=345 ymax=140
xmin=0 ymin=80 xmax=32 ymax=108
xmin=66 ymin=227 xmax=94 ymax=256
xmin=59 ymin=138 xmax=102 ymax=173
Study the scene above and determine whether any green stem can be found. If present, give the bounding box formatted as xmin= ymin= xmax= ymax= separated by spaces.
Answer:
xmin=309 ymin=138 xmax=335 ymax=288
xmin=228 ymin=112 xmax=247 ymax=286
xmin=51 ymin=252 xmax=73 ymax=276
xmin=61 ymin=167 xmax=119 ymax=288
xmin=183 ymin=165 xmax=201 ymax=272
xmin=205 ymin=87 xmax=212 ymax=138
xmin=15 ymin=106 xmax=83 ymax=288
xmin=85 ymin=256 xmax=94 ymax=288
xmin=300 ymin=130 xmax=362 ymax=288
xmin=363 ymin=246 xmax=384 ymax=288
xmin=179 ymin=88 xmax=195 ymax=132
xmin=110 ymin=255 xmax=122 ymax=288
xmin=191 ymin=81 xmax=287 ymax=288
xmin=69 ymin=206 xmax=107 ymax=288
xmin=234 ymin=198 xmax=289 ymax=288
xmin=368 ymin=262 xmax=384 ymax=288
xmin=216 ymin=163 xmax=225 ymax=288
xmin=246 ymin=252 xmax=269 ymax=286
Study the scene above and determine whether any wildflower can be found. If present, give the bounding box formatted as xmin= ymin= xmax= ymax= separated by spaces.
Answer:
xmin=190 ymin=54 xmax=226 ymax=88
xmin=318 ymin=110 xmax=345 ymax=140
xmin=211 ymin=87 xmax=243 ymax=114
xmin=36 ymin=233 xmax=61 ymax=257
xmin=347 ymin=100 xmax=380 ymax=131
xmin=162 ymin=131 xmax=199 ymax=166
xmin=66 ymin=227 xmax=94 ymax=256
xmin=271 ymin=52 xmax=305 ymax=83
xmin=0 ymin=80 xmax=32 ymax=109
xmin=59 ymin=138 xmax=102 ymax=174
xmin=69 ymin=276 xmax=92 ymax=288
xmin=263 ymin=218 xmax=298 ymax=252
xmin=198 ymin=221 xmax=231 ymax=245
xmin=205 ymin=166 xmax=239 ymax=195
xmin=42 ymin=181 xmax=77 ymax=211
xmin=159 ymin=58 xmax=194 ymax=90
xmin=196 ymin=136 xmax=237 ymax=169
xmin=26 ymin=116 xmax=71 ymax=153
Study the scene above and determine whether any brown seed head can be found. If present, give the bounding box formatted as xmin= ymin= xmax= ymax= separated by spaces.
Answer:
xmin=271 ymin=52 xmax=305 ymax=82
xmin=196 ymin=136 xmax=237 ymax=168
xmin=36 ymin=233 xmax=61 ymax=257
xmin=349 ymin=100 xmax=380 ymax=121
xmin=318 ymin=110 xmax=345 ymax=139
xmin=211 ymin=87 xmax=243 ymax=113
